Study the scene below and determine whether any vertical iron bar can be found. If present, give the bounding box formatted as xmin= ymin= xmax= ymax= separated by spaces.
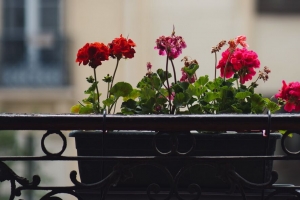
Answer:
xmin=261 ymin=111 xmax=272 ymax=200
xmin=26 ymin=133 xmax=34 ymax=200
xmin=100 ymin=111 xmax=107 ymax=200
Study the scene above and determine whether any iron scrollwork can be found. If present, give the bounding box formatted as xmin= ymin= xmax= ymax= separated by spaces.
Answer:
xmin=0 ymin=161 xmax=40 ymax=200
xmin=152 ymin=131 xmax=196 ymax=156
xmin=281 ymin=130 xmax=300 ymax=156
xmin=0 ymin=130 xmax=133 ymax=200
xmin=1 ymin=112 xmax=300 ymax=199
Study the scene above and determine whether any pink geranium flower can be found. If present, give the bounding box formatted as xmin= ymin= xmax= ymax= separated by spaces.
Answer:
xmin=235 ymin=35 xmax=249 ymax=48
xmin=180 ymin=68 xmax=196 ymax=83
xmin=275 ymin=80 xmax=300 ymax=112
xmin=155 ymin=34 xmax=186 ymax=59
xmin=216 ymin=48 xmax=260 ymax=84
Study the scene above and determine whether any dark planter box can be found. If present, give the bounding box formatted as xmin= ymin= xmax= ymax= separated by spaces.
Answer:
xmin=69 ymin=131 xmax=281 ymax=195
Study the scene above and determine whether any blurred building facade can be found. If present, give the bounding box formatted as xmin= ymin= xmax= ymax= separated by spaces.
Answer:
xmin=0 ymin=0 xmax=300 ymax=199
xmin=0 ymin=0 xmax=300 ymax=113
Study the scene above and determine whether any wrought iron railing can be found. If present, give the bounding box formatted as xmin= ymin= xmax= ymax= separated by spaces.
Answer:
xmin=0 ymin=113 xmax=300 ymax=200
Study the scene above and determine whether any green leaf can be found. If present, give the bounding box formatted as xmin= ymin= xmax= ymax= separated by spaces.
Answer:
xmin=123 ymin=89 xmax=140 ymax=101
xmin=188 ymin=104 xmax=202 ymax=114
xmin=86 ymin=76 xmax=95 ymax=83
xmin=171 ymin=83 xmax=183 ymax=93
xmin=121 ymin=108 xmax=135 ymax=115
xmin=110 ymin=82 xmax=133 ymax=98
xmin=173 ymin=92 xmax=190 ymax=108
xmin=156 ymin=95 xmax=168 ymax=105
xmin=227 ymin=77 xmax=237 ymax=83
xmin=206 ymin=77 xmax=223 ymax=91
xmin=102 ymin=96 xmax=115 ymax=107
xmin=204 ymin=92 xmax=220 ymax=103
xmin=158 ymin=88 xmax=169 ymax=98
xmin=279 ymin=130 xmax=293 ymax=137
xmin=251 ymin=93 xmax=266 ymax=113
xmin=122 ymin=99 xmax=137 ymax=109
xmin=231 ymin=105 xmax=243 ymax=113
xmin=151 ymin=75 xmax=162 ymax=90
xmin=186 ymin=84 xmax=207 ymax=97
xmin=84 ymin=82 xmax=98 ymax=94
xmin=140 ymin=98 xmax=156 ymax=114
xmin=264 ymin=98 xmax=281 ymax=113
xmin=182 ymin=63 xmax=199 ymax=77
xmin=178 ymin=81 xmax=190 ymax=91
xmin=194 ymin=75 xmax=209 ymax=88
xmin=121 ymin=99 xmax=137 ymax=115
xmin=79 ymin=104 xmax=94 ymax=114
xmin=140 ymin=87 xmax=156 ymax=100
xmin=137 ymin=77 xmax=149 ymax=88
xmin=70 ymin=104 xmax=81 ymax=113
xmin=235 ymin=91 xmax=252 ymax=99
xmin=102 ymin=74 xmax=112 ymax=83
xmin=157 ymin=68 xmax=171 ymax=83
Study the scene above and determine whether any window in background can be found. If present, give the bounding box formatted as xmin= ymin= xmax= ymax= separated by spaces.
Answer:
xmin=257 ymin=0 xmax=300 ymax=14
xmin=0 ymin=0 xmax=68 ymax=87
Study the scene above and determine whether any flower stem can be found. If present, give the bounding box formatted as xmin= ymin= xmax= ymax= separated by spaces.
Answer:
xmin=108 ymin=99 xmax=118 ymax=114
xmin=214 ymin=52 xmax=217 ymax=80
xmin=93 ymin=68 xmax=101 ymax=113
xmin=236 ymin=79 xmax=240 ymax=89
xmin=165 ymin=55 xmax=172 ymax=114
xmin=106 ymin=83 xmax=109 ymax=99
xmin=170 ymin=59 xmax=177 ymax=84
xmin=110 ymin=58 xmax=121 ymax=93
xmin=223 ymin=51 xmax=233 ymax=81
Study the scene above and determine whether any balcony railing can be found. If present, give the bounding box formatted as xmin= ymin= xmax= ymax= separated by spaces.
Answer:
xmin=0 ymin=113 xmax=300 ymax=200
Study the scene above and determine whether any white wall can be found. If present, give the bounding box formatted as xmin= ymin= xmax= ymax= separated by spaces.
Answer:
xmin=254 ymin=15 xmax=300 ymax=95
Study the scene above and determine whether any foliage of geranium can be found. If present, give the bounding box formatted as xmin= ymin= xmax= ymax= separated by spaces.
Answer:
xmin=71 ymin=28 xmax=300 ymax=115
xmin=71 ymin=35 xmax=135 ymax=114
xmin=120 ymin=30 xmax=292 ymax=115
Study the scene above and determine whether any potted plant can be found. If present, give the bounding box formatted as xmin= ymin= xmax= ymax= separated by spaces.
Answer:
xmin=69 ymin=29 xmax=300 ymax=198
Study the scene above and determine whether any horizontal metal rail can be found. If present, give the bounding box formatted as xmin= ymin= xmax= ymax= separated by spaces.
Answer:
xmin=1 ymin=155 xmax=300 ymax=161
xmin=0 ymin=113 xmax=299 ymax=131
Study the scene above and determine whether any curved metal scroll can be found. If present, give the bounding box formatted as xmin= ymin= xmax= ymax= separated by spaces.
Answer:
xmin=0 ymin=161 xmax=40 ymax=200
xmin=173 ymin=164 xmax=202 ymax=200
xmin=152 ymin=131 xmax=196 ymax=156
xmin=281 ymin=130 xmax=300 ymax=156
xmin=41 ymin=130 xmax=67 ymax=156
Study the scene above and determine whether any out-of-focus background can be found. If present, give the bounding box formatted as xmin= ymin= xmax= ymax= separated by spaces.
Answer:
xmin=0 ymin=0 xmax=300 ymax=199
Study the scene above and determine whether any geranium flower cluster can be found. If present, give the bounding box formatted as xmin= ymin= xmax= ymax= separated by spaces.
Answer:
xmin=275 ymin=81 xmax=300 ymax=112
xmin=76 ymin=35 xmax=136 ymax=68
xmin=73 ymin=29 xmax=300 ymax=116
xmin=108 ymin=34 xmax=136 ymax=59
xmin=180 ymin=57 xmax=198 ymax=83
xmin=154 ymin=32 xmax=187 ymax=59
xmin=76 ymin=42 xmax=109 ymax=68
xmin=72 ymin=35 xmax=136 ymax=114
xmin=216 ymin=36 xmax=260 ymax=84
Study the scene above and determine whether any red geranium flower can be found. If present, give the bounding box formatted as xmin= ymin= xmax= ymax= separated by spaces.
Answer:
xmin=76 ymin=43 xmax=90 ymax=66
xmin=108 ymin=34 xmax=136 ymax=59
xmin=76 ymin=42 xmax=109 ymax=68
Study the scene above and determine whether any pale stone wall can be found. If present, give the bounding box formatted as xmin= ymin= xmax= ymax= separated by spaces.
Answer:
xmin=67 ymin=0 xmax=300 ymax=105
